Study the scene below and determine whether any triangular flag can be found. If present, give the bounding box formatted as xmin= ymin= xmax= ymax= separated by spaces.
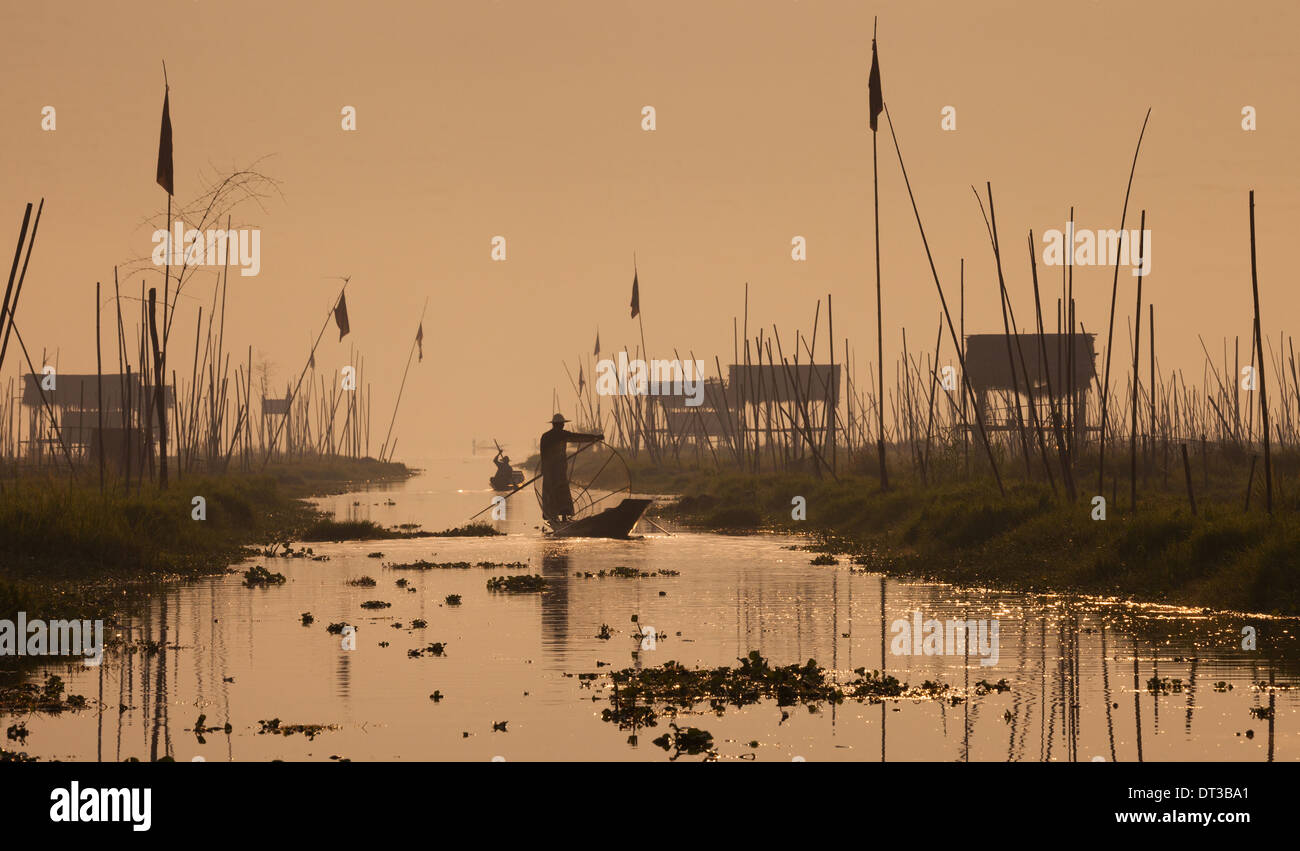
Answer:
xmin=334 ymin=293 xmax=350 ymax=340
xmin=868 ymin=39 xmax=883 ymax=133
xmin=416 ymin=322 xmax=424 ymax=363
xmin=630 ymin=270 xmax=640 ymax=319
xmin=156 ymin=87 xmax=174 ymax=195
xmin=594 ymin=330 xmax=600 ymax=356
xmin=308 ymin=348 xmax=316 ymax=369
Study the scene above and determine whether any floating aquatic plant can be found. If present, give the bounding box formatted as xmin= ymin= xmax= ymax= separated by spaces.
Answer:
xmin=593 ymin=651 xmax=964 ymax=734
xmin=575 ymin=566 xmax=680 ymax=579
xmin=300 ymin=519 xmax=431 ymax=541
xmin=0 ymin=675 xmax=88 ymax=714
xmin=430 ymin=522 xmax=503 ymax=537
xmin=651 ymin=723 xmax=714 ymax=758
xmin=191 ymin=714 xmax=232 ymax=743
xmin=261 ymin=542 xmax=322 ymax=560
xmin=242 ymin=565 xmax=286 ymax=587
xmin=486 ymin=574 xmax=547 ymax=593
xmin=257 ymin=718 xmax=337 ymax=740
xmin=973 ymin=678 xmax=1012 ymax=695
xmin=387 ymin=560 xmax=470 ymax=570
xmin=1147 ymin=676 xmax=1184 ymax=695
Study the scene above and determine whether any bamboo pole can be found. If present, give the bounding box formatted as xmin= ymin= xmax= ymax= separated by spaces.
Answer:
xmin=1129 ymin=211 xmax=1146 ymax=511
xmin=10 ymin=321 xmax=77 ymax=477
xmin=115 ymin=274 xmax=130 ymax=493
xmin=981 ymin=188 xmax=1035 ymax=480
xmin=261 ymin=281 xmax=350 ymax=469
xmin=1180 ymin=443 xmax=1197 ymax=515
xmin=1249 ymin=190 xmax=1272 ymax=513
xmin=147 ymin=288 xmax=168 ymax=487
xmin=378 ymin=299 xmax=429 ymax=462
xmin=1098 ymin=109 xmax=1152 ymax=495
xmin=1027 ymin=227 xmax=1075 ymax=501
xmin=870 ymin=22 xmax=888 ymax=490
xmin=1149 ymin=303 xmax=1156 ymax=480
xmin=93 ymin=282 xmax=106 ymax=491
xmin=0 ymin=202 xmax=41 ymax=377
xmin=884 ymin=106 xmax=1003 ymax=494
xmin=828 ymin=293 xmax=836 ymax=473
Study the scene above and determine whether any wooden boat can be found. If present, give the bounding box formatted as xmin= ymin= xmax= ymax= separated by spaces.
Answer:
xmin=489 ymin=469 xmax=525 ymax=491
xmin=546 ymin=498 xmax=652 ymax=539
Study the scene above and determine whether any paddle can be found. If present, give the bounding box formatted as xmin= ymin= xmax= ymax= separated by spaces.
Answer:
xmin=466 ymin=439 xmax=600 ymax=522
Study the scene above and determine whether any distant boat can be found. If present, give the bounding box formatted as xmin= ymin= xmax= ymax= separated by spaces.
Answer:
xmin=489 ymin=468 xmax=525 ymax=491
xmin=546 ymin=498 xmax=652 ymax=539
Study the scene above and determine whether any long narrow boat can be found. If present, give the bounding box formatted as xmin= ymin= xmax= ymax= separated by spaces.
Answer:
xmin=546 ymin=497 xmax=652 ymax=539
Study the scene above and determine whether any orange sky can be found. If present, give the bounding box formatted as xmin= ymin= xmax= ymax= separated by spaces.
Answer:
xmin=2 ymin=0 xmax=1297 ymax=459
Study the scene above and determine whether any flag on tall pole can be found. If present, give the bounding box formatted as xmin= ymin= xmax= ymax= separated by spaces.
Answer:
xmin=630 ymin=269 xmax=640 ymax=319
xmin=416 ymin=322 xmax=424 ymax=362
xmin=868 ymin=33 xmax=884 ymax=132
xmin=869 ymin=18 xmax=888 ymax=490
xmin=154 ymin=61 xmax=174 ymax=490
xmin=156 ymin=82 xmax=174 ymax=195
xmin=594 ymin=329 xmax=600 ymax=356
xmin=334 ymin=293 xmax=350 ymax=340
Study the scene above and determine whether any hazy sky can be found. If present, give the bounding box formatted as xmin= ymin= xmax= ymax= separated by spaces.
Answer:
xmin=2 ymin=0 xmax=1297 ymax=460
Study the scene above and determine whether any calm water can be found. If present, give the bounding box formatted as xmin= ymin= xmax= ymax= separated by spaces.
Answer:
xmin=12 ymin=457 xmax=1298 ymax=762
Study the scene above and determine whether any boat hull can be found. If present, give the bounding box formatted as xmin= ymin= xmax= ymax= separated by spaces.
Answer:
xmin=489 ymin=470 xmax=525 ymax=491
xmin=547 ymin=498 xmax=652 ymax=539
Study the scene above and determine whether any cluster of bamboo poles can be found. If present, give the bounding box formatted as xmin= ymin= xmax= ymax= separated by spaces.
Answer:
xmin=284 ymin=347 xmax=373 ymax=460
xmin=0 ymin=202 xmax=386 ymax=491
xmin=559 ymin=174 xmax=1284 ymax=516
xmin=562 ymin=287 xmax=845 ymax=477
xmin=569 ymin=310 xmax=1290 ymax=505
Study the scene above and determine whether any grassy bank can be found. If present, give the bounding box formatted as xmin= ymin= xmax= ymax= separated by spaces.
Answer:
xmin=0 ymin=456 xmax=413 ymax=629
xmin=643 ymin=461 xmax=1300 ymax=617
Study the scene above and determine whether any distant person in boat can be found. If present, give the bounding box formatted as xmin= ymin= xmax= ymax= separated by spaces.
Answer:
xmin=490 ymin=450 xmax=517 ymax=490
xmin=540 ymin=413 xmax=602 ymax=522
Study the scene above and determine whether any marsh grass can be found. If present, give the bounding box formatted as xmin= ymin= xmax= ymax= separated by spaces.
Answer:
xmin=653 ymin=462 xmax=1300 ymax=615
xmin=0 ymin=457 xmax=411 ymax=627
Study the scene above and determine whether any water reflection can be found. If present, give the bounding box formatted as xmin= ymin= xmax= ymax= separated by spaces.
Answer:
xmin=539 ymin=547 xmax=572 ymax=649
xmin=13 ymin=459 xmax=1299 ymax=762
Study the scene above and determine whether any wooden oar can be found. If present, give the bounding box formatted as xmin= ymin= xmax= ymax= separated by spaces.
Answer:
xmin=466 ymin=440 xmax=599 ymax=522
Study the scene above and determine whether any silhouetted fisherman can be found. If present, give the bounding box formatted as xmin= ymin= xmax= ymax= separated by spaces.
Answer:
xmin=540 ymin=413 xmax=602 ymax=522
xmin=493 ymin=450 xmax=513 ymax=478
